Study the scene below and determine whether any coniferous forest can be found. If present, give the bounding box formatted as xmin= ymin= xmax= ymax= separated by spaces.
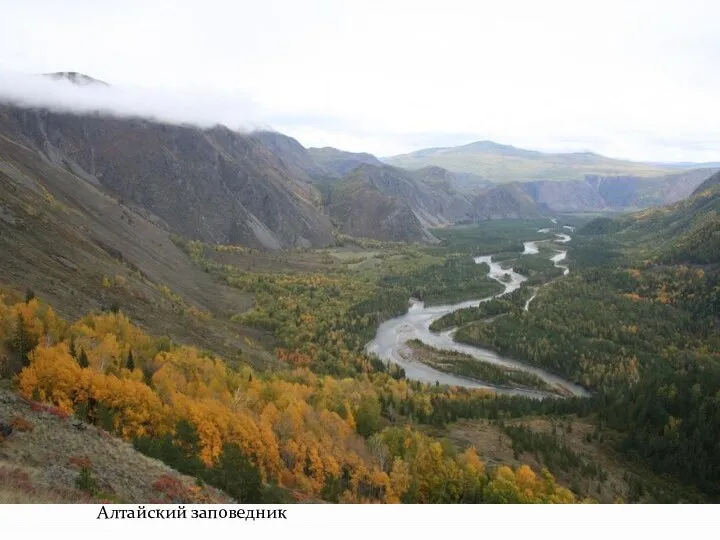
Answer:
xmin=2 ymin=166 xmax=719 ymax=504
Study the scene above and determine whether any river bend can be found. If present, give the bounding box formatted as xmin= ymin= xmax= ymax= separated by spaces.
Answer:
xmin=365 ymin=236 xmax=589 ymax=399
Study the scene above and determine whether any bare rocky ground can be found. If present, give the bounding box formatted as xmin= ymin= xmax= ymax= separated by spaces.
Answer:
xmin=0 ymin=383 xmax=231 ymax=504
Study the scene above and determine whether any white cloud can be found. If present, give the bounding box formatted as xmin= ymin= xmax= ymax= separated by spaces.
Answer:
xmin=1 ymin=0 xmax=719 ymax=161
xmin=0 ymin=72 xmax=268 ymax=131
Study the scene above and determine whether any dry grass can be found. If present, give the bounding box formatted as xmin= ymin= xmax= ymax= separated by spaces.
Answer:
xmin=0 ymin=463 xmax=96 ymax=503
xmin=0 ymin=134 xmax=276 ymax=369
xmin=0 ymin=384 xmax=231 ymax=504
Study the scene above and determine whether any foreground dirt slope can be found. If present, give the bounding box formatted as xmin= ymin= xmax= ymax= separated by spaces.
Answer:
xmin=0 ymin=384 xmax=230 ymax=503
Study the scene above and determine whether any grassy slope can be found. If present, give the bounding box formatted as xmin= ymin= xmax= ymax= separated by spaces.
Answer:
xmin=386 ymin=146 xmax=678 ymax=183
xmin=0 ymin=384 xmax=231 ymax=503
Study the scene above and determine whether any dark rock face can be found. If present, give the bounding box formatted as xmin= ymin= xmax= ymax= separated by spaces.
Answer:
xmin=326 ymin=164 xmax=550 ymax=240
xmin=326 ymin=176 xmax=430 ymax=242
xmin=519 ymin=180 xmax=607 ymax=212
xmin=468 ymin=184 xmax=543 ymax=220
xmin=347 ymin=164 xmax=472 ymax=226
xmin=0 ymin=107 xmax=334 ymax=249
xmin=9 ymin=87 xmax=711 ymax=247
xmin=519 ymin=168 xmax=719 ymax=212
xmin=1 ymin=102 xmax=534 ymax=246
xmin=250 ymin=131 xmax=331 ymax=182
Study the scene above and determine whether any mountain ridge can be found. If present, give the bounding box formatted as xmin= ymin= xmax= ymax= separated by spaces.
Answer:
xmin=0 ymin=106 xmax=335 ymax=249
xmin=1 ymin=72 xmax=716 ymax=245
xmin=385 ymin=140 xmax=709 ymax=183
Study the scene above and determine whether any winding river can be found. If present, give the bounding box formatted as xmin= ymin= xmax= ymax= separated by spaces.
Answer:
xmin=365 ymin=233 xmax=590 ymax=399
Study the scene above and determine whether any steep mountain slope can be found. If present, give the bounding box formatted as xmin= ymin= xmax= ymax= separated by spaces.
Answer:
xmin=326 ymin=164 xmax=548 ymax=239
xmin=340 ymin=164 xmax=471 ymax=227
xmin=325 ymin=175 xmax=430 ymax=242
xmin=468 ymin=184 xmax=544 ymax=220
xmin=519 ymin=168 xmax=719 ymax=212
xmin=585 ymin=169 xmax=720 ymax=208
xmin=308 ymin=147 xmax=383 ymax=177
xmin=692 ymin=170 xmax=720 ymax=196
xmin=246 ymin=137 xmax=480 ymax=240
xmin=250 ymin=130 xmax=332 ymax=183
xmin=0 ymin=105 xmax=334 ymax=250
xmin=242 ymin=139 xmax=544 ymax=237
xmin=407 ymin=165 xmax=492 ymax=193
xmin=0 ymin=129 xmax=281 ymax=365
xmin=386 ymin=140 xmax=681 ymax=183
xmin=577 ymin=179 xmax=720 ymax=265
xmin=520 ymin=179 xmax=606 ymax=212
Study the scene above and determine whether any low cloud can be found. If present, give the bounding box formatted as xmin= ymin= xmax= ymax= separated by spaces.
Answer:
xmin=2 ymin=71 xmax=720 ymax=165
xmin=0 ymin=72 xmax=269 ymax=132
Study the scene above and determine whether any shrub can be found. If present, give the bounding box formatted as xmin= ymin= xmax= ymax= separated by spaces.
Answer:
xmin=75 ymin=466 xmax=98 ymax=495
xmin=10 ymin=416 xmax=34 ymax=432
xmin=0 ymin=466 xmax=34 ymax=494
xmin=68 ymin=455 xmax=93 ymax=469
xmin=151 ymin=474 xmax=198 ymax=503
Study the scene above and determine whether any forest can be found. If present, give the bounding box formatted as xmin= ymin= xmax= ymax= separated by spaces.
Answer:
xmin=447 ymin=189 xmax=720 ymax=498
xmin=430 ymin=286 xmax=534 ymax=332
xmin=2 ymin=190 xmax=719 ymax=502
xmin=0 ymin=291 xmax=578 ymax=503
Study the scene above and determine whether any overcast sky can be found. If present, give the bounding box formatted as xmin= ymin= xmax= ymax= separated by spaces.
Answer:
xmin=1 ymin=0 xmax=720 ymax=161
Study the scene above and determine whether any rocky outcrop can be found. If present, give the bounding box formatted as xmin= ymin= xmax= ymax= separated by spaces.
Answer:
xmin=0 ymin=106 xmax=334 ymax=249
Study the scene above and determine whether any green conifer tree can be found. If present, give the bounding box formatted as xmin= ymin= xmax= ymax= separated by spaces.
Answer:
xmin=78 ymin=348 xmax=89 ymax=369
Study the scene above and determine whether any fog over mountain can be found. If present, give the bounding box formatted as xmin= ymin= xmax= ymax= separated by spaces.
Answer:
xmin=0 ymin=72 xmax=269 ymax=131
xmin=3 ymin=0 xmax=720 ymax=160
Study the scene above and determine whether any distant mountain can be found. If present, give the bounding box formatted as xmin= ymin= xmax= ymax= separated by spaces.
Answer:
xmin=5 ymin=73 xmax=713 ymax=248
xmin=307 ymin=147 xmax=383 ymax=177
xmin=325 ymin=164 xmax=468 ymax=240
xmin=578 ymin=174 xmax=720 ymax=265
xmin=406 ymin=165 xmax=492 ymax=193
xmin=0 ymin=90 xmax=536 ymax=249
xmin=324 ymin=164 xmax=547 ymax=240
xmin=249 ymin=140 xmax=498 ymax=241
xmin=325 ymin=172 xmax=431 ymax=243
xmin=385 ymin=140 xmax=684 ymax=183
xmin=692 ymin=170 xmax=720 ymax=196
xmin=648 ymin=161 xmax=720 ymax=170
xmin=519 ymin=168 xmax=719 ymax=212
xmin=42 ymin=71 xmax=110 ymax=86
xmin=468 ymin=184 xmax=544 ymax=220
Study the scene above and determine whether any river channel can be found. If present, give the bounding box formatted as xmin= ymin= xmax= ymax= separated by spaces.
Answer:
xmin=365 ymin=234 xmax=590 ymax=399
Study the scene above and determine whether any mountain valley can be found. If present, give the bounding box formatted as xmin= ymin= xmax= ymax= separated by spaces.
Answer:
xmin=1 ymin=73 xmax=719 ymax=505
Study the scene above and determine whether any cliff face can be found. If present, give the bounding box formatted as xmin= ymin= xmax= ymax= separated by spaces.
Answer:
xmin=7 ymin=88 xmax=710 ymax=249
xmin=326 ymin=175 xmax=431 ymax=242
xmin=520 ymin=168 xmax=720 ymax=212
xmin=468 ymin=184 xmax=544 ymax=220
xmin=0 ymin=106 xmax=334 ymax=249
xmin=325 ymin=164 xmax=552 ymax=239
